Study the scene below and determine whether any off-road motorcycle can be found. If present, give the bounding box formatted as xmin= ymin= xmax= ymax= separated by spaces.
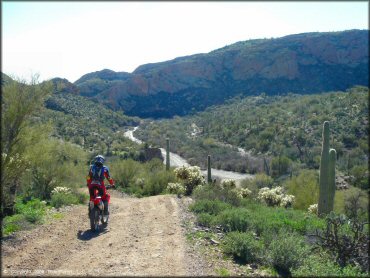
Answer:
xmin=88 ymin=184 xmax=114 ymax=231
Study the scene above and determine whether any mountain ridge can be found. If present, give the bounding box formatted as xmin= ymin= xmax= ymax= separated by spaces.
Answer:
xmin=4 ymin=30 xmax=369 ymax=118
xmin=74 ymin=29 xmax=369 ymax=118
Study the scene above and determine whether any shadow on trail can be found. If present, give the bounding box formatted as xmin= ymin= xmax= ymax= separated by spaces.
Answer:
xmin=77 ymin=228 xmax=109 ymax=241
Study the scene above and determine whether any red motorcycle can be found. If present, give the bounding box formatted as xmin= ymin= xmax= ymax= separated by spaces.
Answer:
xmin=89 ymin=184 xmax=114 ymax=231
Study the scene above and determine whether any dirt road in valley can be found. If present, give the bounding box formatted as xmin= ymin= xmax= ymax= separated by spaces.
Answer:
xmin=1 ymin=190 xmax=213 ymax=276
xmin=125 ymin=127 xmax=254 ymax=183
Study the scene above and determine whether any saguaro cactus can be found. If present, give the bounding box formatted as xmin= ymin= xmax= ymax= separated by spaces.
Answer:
xmin=166 ymin=138 xmax=170 ymax=171
xmin=327 ymin=148 xmax=337 ymax=213
xmin=207 ymin=155 xmax=212 ymax=183
xmin=318 ymin=121 xmax=336 ymax=216
xmin=263 ymin=157 xmax=270 ymax=176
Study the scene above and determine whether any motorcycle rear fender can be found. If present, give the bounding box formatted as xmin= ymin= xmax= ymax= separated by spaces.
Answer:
xmin=93 ymin=196 xmax=102 ymax=205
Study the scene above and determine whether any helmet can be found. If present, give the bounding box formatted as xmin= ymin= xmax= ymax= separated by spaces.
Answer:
xmin=94 ymin=155 xmax=105 ymax=165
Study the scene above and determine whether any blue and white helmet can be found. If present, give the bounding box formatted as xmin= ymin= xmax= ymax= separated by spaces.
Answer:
xmin=94 ymin=155 xmax=105 ymax=165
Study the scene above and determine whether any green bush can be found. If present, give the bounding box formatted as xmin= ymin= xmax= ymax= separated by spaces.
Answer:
xmin=2 ymin=214 xmax=29 ymax=236
xmin=50 ymin=192 xmax=79 ymax=208
xmin=240 ymin=173 xmax=274 ymax=197
xmin=292 ymin=252 xmax=367 ymax=277
xmin=216 ymin=208 xmax=252 ymax=232
xmin=111 ymin=159 xmax=142 ymax=189
xmin=76 ymin=191 xmax=89 ymax=204
xmin=110 ymin=158 xmax=176 ymax=197
xmin=270 ymin=156 xmax=292 ymax=177
xmin=196 ymin=213 xmax=216 ymax=227
xmin=142 ymin=170 xmax=176 ymax=196
xmin=239 ymin=199 xmax=325 ymax=236
xmin=14 ymin=198 xmax=47 ymax=223
xmin=190 ymin=200 xmax=232 ymax=215
xmin=192 ymin=184 xmax=242 ymax=206
xmin=285 ymin=169 xmax=319 ymax=210
xmin=351 ymin=165 xmax=369 ymax=190
xmin=222 ymin=231 xmax=263 ymax=263
xmin=265 ymin=231 xmax=309 ymax=275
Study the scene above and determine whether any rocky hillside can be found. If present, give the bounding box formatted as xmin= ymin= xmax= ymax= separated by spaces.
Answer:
xmin=15 ymin=30 xmax=370 ymax=118
xmin=76 ymin=30 xmax=368 ymax=118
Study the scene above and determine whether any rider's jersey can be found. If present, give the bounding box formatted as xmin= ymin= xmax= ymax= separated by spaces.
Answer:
xmin=86 ymin=164 xmax=114 ymax=186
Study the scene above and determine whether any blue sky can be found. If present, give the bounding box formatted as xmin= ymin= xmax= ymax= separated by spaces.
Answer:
xmin=2 ymin=1 xmax=369 ymax=82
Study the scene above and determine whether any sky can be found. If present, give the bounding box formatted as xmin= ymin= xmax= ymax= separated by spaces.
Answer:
xmin=2 ymin=1 xmax=369 ymax=83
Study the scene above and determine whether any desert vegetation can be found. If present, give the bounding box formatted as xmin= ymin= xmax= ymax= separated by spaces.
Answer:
xmin=1 ymin=73 xmax=368 ymax=276
xmin=136 ymin=86 xmax=368 ymax=188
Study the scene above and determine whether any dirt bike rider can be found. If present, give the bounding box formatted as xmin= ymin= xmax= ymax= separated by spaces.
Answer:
xmin=86 ymin=155 xmax=115 ymax=216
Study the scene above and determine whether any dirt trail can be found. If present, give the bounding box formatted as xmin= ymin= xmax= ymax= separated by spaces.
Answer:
xmin=1 ymin=191 xmax=212 ymax=276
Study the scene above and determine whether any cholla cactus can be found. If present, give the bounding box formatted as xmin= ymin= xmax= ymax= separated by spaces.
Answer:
xmin=280 ymin=194 xmax=295 ymax=208
xmin=167 ymin=182 xmax=186 ymax=197
xmin=135 ymin=178 xmax=145 ymax=189
xmin=231 ymin=187 xmax=252 ymax=200
xmin=174 ymin=166 xmax=205 ymax=195
xmin=308 ymin=204 xmax=318 ymax=215
xmin=257 ymin=186 xmax=295 ymax=208
xmin=221 ymin=179 xmax=237 ymax=190
xmin=51 ymin=186 xmax=72 ymax=195
xmin=239 ymin=187 xmax=252 ymax=198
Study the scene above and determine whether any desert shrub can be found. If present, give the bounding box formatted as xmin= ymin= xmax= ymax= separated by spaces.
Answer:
xmin=76 ymin=191 xmax=89 ymax=204
xmin=2 ymin=214 xmax=29 ymax=236
xmin=196 ymin=213 xmax=216 ymax=228
xmin=344 ymin=190 xmax=368 ymax=222
xmin=21 ymin=138 xmax=88 ymax=201
xmin=50 ymin=192 xmax=79 ymax=208
xmin=111 ymin=159 xmax=142 ymax=189
xmin=241 ymin=200 xmax=325 ymax=236
xmin=14 ymin=198 xmax=47 ymax=223
xmin=350 ymin=165 xmax=369 ymax=190
xmin=265 ymin=231 xmax=310 ymax=275
xmin=334 ymin=186 xmax=368 ymax=216
xmin=285 ymin=169 xmax=319 ymax=210
xmin=270 ymin=155 xmax=292 ymax=177
xmin=292 ymin=252 xmax=367 ymax=277
xmin=257 ymin=186 xmax=295 ymax=208
xmin=222 ymin=231 xmax=263 ymax=263
xmin=216 ymin=208 xmax=252 ymax=232
xmin=192 ymin=184 xmax=242 ymax=206
xmin=313 ymin=212 xmax=369 ymax=271
xmin=142 ymin=170 xmax=176 ymax=196
xmin=190 ymin=199 xmax=232 ymax=215
xmin=50 ymin=186 xmax=80 ymax=208
xmin=241 ymin=173 xmax=274 ymax=195
xmin=110 ymin=158 xmax=176 ymax=197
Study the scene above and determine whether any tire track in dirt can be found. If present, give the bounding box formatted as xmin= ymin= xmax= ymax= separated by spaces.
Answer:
xmin=2 ymin=191 xmax=213 ymax=276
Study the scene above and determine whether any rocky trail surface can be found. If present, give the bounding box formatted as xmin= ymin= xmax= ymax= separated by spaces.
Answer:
xmin=1 ymin=190 xmax=213 ymax=277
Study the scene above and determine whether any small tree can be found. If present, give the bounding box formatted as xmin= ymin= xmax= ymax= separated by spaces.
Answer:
xmin=1 ymin=75 xmax=51 ymax=216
